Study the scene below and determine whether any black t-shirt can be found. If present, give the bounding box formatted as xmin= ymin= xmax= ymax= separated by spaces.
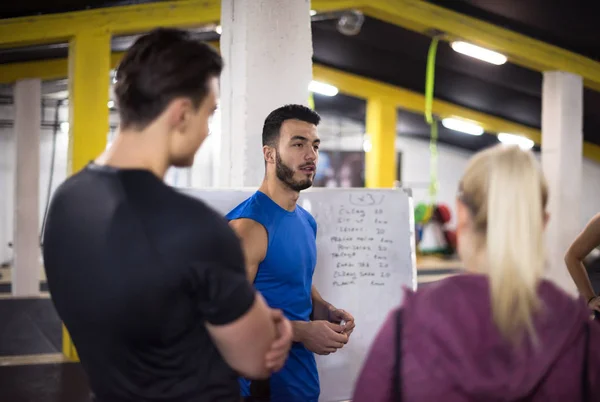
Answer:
xmin=42 ymin=164 xmax=255 ymax=402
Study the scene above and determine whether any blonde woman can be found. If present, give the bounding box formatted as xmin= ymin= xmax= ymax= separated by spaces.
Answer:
xmin=352 ymin=145 xmax=600 ymax=401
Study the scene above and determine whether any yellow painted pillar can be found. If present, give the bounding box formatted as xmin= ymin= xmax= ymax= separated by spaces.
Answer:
xmin=365 ymin=98 xmax=397 ymax=188
xmin=62 ymin=29 xmax=111 ymax=361
xmin=68 ymin=29 xmax=111 ymax=174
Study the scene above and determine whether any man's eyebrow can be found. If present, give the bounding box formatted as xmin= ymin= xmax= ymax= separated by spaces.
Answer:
xmin=291 ymin=136 xmax=320 ymax=144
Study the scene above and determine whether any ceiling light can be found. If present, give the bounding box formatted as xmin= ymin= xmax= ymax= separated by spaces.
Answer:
xmin=310 ymin=9 xmax=317 ymax=16
xmin=337 ymin=10 xmax=364 ymax=36
xmin=215 ymin=25 xmax=222 ymax=35
xmin=442 ymin=118 xmax=484 ymax=136
xmin=497 ymin=133 xmax=534 ymax=150
xmin=363 ymin=137 xmax=372 ymax=152
xmin=107 ymin=100 xmax=114 ymax=108
xmin=309 ymin=80 xmax=338 ymax=96
xmin=450 ymin=41 xmax=507 ymax=65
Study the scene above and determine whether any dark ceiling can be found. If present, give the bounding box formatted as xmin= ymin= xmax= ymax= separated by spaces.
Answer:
xmin=311 ymin=14 xmax=600 ymax=151
xmin=0 ymin=0 xmax=166 ymax=19
xmin=425 ymin=0 xmax=600 ymax=62
xmin=1 ymin=0 xmax=598 ymax=154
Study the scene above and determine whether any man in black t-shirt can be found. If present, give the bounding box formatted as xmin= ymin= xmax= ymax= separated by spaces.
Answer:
xmin=42 ymin=28 xmax=292 ymax=402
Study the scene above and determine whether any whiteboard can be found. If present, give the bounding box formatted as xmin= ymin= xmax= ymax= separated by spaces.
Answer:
xmin=180 ymin=187 xmax=417 ymax=402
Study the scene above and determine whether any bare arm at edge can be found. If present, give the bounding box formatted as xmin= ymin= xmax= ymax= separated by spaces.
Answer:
xmin=565 ymin=213 xmax=600 ymax=301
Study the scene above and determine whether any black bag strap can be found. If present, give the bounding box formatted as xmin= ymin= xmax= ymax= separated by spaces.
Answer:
xmin=393 ymin=308 xmax=403 ymax=402
xmin=582 ymin=320 xmax=590 ymax=402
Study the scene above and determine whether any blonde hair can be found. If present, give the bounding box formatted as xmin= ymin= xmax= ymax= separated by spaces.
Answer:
xmin=458 ymin=144 xmax=548 ymax=343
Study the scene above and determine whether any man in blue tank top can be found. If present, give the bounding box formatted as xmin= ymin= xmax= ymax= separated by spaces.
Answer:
xmin=227 ymin=105 xmax=356 ymax=402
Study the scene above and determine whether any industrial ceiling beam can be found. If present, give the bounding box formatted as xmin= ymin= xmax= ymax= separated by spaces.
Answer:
xmin=2 ymin=51 xmax=599 ymax=163
xmin=0 ymin=0 xmax=362 ymax=48
xmin=361 ymin=0 xmax=600 ymax=92
xmin=0 ymin=0 xmax=221 ymax=47
xmin=1 ymin=0 xmax=599 ymax=91
xmin=1 ymin=0 xmax=599 ymax=160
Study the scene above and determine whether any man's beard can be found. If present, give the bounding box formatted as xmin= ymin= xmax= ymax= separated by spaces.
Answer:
xmin=275 ymin=152 xmax=314 ymax=192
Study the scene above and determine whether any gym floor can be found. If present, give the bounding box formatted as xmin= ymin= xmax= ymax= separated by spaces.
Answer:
xmin=0 ymin=264 xmax=92 ymax=402
xmin=0 ymin=259 xmax=463 ymax=401
xmin=0 ymin=297 xmax=92 ymax=401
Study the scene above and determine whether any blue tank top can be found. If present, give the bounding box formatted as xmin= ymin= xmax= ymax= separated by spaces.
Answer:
xmin=226 ymin=191 xmax=319 ymax=402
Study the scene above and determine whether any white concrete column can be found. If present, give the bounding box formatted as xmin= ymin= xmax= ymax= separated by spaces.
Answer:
xmin=0 ymin=104 xmax=15 ymax=267
xmin=218 ymin=0 xmax=313 ymax=187
xmin=13 ymin=79 xmax=41 ymax=296
xmin=190 ymin=107 xmax=220 ymax=188
xmin=541 ymin=71 xmax=583 ymax=295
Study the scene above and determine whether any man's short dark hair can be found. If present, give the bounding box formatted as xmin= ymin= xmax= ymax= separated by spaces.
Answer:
xmin=114 ymin=28 xmax=223 ymax=130
xmin=262 ymin=104 xmax=321 ymax=147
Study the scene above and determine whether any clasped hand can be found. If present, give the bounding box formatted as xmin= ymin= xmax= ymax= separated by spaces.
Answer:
xmin=265 ymin=307 xmax=356 ymax=369
xmin=328 ymin=308 xmax=355 ymax=337
xmin=303 ymin=320 xmax=349 ymax=355
xmin=303 ymin=308 xmax=355 ymax=355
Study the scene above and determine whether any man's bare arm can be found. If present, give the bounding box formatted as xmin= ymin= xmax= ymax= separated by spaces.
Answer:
xmin=565 ymin=213 xmax=600 ymax=301
xmin=290 ymin=287 xmax=334 ymax=344
xmin=294 ymin=286 xmax=354 ymax=350
xmin=228 ymin=218 xmax=293 ymax=370
xmin=229 ymin=219 xmax=268 ymax=283
xmin=311 ymin=285 xmax=335 ymax=321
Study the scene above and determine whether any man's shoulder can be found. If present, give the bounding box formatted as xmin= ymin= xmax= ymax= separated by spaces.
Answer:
xmin=297 ymin=204 xmax=316 ymax=220
xmin=171 ymin=190 xmax=234 ymax=233
xmin=226 ymin=192 xmax=271 ymax=224
xmin=296 ymin=204 xmax=317 ymax=234
xmin=228 ymin=216 xmax=267 ymax=240
xmin=52 ymin=166 xmax=94 ymax=194
xmin=147 ymin=190 xmax=243 ymax=261
xmin=46 ymin=167 xmax=111 ymax=213
xmin=227 ymin=195 xmax=270 ymax=245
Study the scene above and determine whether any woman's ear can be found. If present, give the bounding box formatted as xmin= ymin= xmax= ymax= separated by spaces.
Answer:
xmin=543 ymin=211 xmax=550 ymax=229
xmin=456 ymin=199 xmax=468 ymax=230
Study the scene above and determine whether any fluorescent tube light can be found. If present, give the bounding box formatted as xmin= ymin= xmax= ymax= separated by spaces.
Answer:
xmin=498 ymin=133 xmax=535 ymax=150
xmin=309 ymin=80 xmax=338 ymax=96
xmin=441 ymin=118 xmax=484 ymax=136
xmin=451 ymin=41 xmax=507 ymax=65
xmin=363 ymin=137 xmax=372 ymax=152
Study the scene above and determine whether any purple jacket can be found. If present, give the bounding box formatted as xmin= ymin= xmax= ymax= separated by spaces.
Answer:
xmin=353 ymin=274 xmax=600 ymax=401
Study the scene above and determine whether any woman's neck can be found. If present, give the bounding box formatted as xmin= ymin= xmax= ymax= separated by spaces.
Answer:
xmin=460 ymin=238 xmax=488 ymax=274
